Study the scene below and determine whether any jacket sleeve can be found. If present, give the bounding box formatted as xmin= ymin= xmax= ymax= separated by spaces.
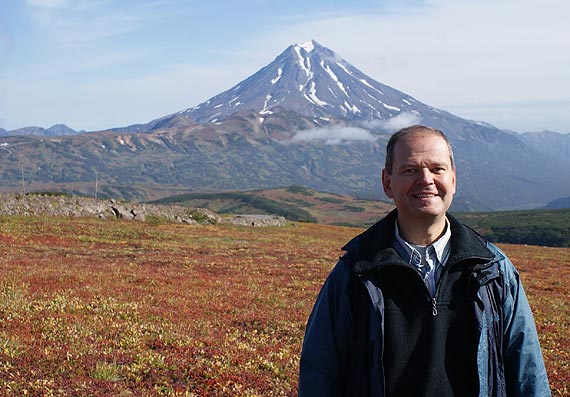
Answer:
xmin=500 ymin=250 xmax=551 ymax=396
xmin=298 ymin=257 xmax=356 ymax=397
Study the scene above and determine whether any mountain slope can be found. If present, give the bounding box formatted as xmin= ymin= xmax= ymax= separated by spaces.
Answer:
xmin=519 ymin=130 xmax=570 ymax=166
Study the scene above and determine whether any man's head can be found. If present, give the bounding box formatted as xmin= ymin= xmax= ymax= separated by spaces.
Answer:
xmin=382 ymin=125 xmax=456 ymax=232
xmin=384 ymin=125 xmax=454 ymax=174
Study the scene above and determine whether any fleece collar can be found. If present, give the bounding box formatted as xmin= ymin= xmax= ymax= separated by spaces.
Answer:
xmin=343 ymin=210 xmax=497 ymax=274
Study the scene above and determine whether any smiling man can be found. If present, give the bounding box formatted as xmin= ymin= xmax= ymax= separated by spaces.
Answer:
xmin=299 ymin=125 xmax=550 ymax=396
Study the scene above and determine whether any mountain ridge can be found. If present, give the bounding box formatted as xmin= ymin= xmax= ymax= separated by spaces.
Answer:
xmin=0 ymin=124 xmax=80 ymax=137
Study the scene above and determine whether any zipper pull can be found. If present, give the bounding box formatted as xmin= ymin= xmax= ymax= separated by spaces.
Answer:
xmin=432 ymin=297 xmax=438 ymax=316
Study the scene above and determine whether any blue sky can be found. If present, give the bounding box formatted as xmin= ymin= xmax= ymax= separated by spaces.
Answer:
xmin=1 ymin=0 xmax=569 ymax=133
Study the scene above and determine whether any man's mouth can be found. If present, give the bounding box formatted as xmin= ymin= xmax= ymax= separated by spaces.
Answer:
xmin=414 ymin=193 xmax=437 ymax=198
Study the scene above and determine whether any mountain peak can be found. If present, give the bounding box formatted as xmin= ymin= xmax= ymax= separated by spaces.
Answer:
xmin=297 ymin=40 xmax=317 ymax=52
xmin=182 ymin=41 xmax=440 ymax=124
xmin=295 ymin=39 xmax=327 ymax=53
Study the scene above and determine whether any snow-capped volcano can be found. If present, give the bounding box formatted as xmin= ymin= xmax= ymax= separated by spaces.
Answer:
xmin=183 ymin=40 xmax=437 ymax=123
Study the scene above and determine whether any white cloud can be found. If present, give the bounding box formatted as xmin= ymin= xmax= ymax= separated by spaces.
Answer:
xmin=290 ymin=113 xmax=425 ymax=145
xmin=25 ymin=0 xmax=179 ymax=46
xmin=25 ymin=0 xmax=68 ymax=7
xmin=292 ymin=126 xmax=377 ymax=145
xmin=363 ymin=111 xmax=422 ymax=132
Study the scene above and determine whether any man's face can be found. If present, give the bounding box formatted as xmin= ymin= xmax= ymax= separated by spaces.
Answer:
xmin=382 ymin=133 xmax=456 ymax=223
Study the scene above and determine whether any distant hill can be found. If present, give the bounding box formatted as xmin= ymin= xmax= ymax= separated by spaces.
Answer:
xmin=520 ymin=130 xmax=570 ymax=166
xmin=150 ymin=186 xmax=394 ymax=227
xmin=0 ymin=124 xmax=80 ymax=137
xmin=544 ymin=197 xmax=570 ymax=209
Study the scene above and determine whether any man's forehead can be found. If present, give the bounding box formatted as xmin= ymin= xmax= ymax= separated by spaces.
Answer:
xmin=393 ymin=135 xmax=453 ymax=163
xmin=397 ymin=131 xmax=446 ymax=145
xmin=395 ymin=135 xmax=448 ymax=152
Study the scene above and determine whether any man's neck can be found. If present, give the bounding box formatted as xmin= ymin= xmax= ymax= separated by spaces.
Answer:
xmin=396 ymin=216 xmax=448 ymax=245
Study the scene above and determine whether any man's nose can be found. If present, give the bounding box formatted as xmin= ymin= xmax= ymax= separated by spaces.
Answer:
xmin=417 ymin=169 xmax=434 ymax=184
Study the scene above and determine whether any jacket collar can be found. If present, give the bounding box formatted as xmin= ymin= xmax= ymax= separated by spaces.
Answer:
xmin=343 ymin=209 xmax=497 ymax=274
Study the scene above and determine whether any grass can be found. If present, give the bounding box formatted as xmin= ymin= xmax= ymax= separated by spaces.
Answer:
xmin=0 ymin=215 xmax=568 ymax=395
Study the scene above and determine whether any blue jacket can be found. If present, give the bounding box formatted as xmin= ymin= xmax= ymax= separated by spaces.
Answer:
xmin=299 ymin=211 xmax=550 ymax=396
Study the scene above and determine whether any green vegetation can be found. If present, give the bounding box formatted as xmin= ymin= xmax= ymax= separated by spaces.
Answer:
xmin=455 ymin=208 xmax=570 ymax=247
xmin=318 ymin=197 xmax=345 ymax=204
xmin=286 ymin=185 xmax=314 ymax=196
xmin=25 ymin=191 xmax=72 ymax=197
xmin=342 ymin=205 xmax=365 ymax=212
xmin=150 ymin=191 xmax=317 ymax=222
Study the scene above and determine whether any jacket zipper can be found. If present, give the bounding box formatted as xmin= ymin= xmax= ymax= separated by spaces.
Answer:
xmin=402 ymin=265 xmax=441 ymax=316
xmin=431 ymin=258 xmax=499 ymax=317
xmin=412 ymin=266 xmax=440 ymax=316
xmin=431 ymin=267 xmax=447 ymax=317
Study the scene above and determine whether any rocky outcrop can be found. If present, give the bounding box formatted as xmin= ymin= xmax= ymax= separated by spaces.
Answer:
xmin=0 ymin=194 xmax=288 ymax=226
xmin=0 ymin=194 xmax=220 ymax=225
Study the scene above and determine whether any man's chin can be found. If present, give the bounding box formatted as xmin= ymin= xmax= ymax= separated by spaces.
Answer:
xmin=411 ymin=206 xmax=447 ymax=219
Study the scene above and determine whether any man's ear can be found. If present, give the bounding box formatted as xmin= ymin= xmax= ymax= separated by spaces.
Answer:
xmin=382 ymin=168 xmax=393 ymax=198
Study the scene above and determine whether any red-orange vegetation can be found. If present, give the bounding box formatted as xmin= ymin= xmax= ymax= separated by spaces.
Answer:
xmin=0 ymin=216 xmax=567 ymax=395
xmin=499 ymin=244 xmax=570 ymax=396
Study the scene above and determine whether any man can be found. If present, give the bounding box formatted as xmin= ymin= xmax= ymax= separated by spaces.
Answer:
xmin=299 ymin=125 xmax=550 ymax=396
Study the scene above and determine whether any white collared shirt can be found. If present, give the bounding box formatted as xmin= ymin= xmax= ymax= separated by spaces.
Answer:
xmin=393 ymin=219 xmax=452 ymax=297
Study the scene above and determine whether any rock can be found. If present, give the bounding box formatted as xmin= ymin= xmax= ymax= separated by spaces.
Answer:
xmin=111 ymin=205 xmax=135 ymax=220
xmin=0 ymin=193 xmax=288 ymax=227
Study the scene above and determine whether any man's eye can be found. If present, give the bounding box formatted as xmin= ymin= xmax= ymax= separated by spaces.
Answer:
xmin=403 ymin=169 xmax=416 ymax=175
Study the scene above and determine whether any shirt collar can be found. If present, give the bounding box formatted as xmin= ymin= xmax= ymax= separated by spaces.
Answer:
xmin=394 ymin=218 xmax=452 ymax=266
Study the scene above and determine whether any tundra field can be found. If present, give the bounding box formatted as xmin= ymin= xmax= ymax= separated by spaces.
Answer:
xmin=0 ymin=216 xmax=568 ymax=396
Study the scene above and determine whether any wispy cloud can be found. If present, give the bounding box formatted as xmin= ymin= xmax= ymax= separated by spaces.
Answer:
xmin=25 ymin=0 xmax=68 ymax=7
xmin=25 ymin=0 xmax=181 ymax=45
xmin=292 ymin=126 xmax=377 ymax=145
xmin=363 ymin=111 xmax=422 ymax=132
xmin=291 ymin=112 xmax=426 ymax=145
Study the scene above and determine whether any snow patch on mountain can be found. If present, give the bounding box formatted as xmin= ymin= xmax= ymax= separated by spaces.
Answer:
xmin=344 ymin=101 xmax=359 ymax=114
xmin=295 ymin=46 xmax=311 ymax=77
xmin=299 ymin=40 xmax=315 ymax=52
xmin=271 ymin=68 xmax=283 ymax=84
xmin=383 ymin=103 xmax=400 ymax=112
xmin=261 ymin=95 xmax=273 ymax=114
xmin=307 ymin=82 xmax=327 ymax=106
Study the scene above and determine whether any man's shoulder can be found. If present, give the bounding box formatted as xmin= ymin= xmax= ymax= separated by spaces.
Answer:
xmin=342 ymin=210 xmax=398 ymax=259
